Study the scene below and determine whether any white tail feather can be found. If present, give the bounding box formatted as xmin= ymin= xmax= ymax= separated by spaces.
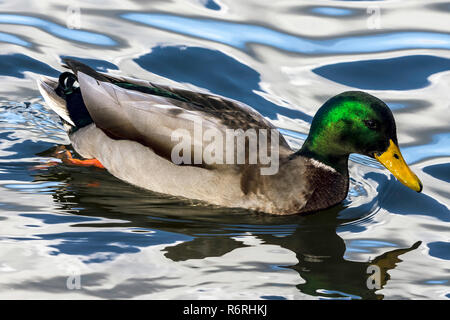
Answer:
xmin=37 ymin=76 xmax=75 ymax=126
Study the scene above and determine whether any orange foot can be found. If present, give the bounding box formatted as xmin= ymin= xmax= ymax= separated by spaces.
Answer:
xmin=61 ymin=150 xmax=105 ymax=169
xmin=32 ymin=145 xmax=104 ymax=170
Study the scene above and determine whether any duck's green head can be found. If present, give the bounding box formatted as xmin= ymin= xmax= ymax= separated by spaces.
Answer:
xmin=300 ymin=91 xmax=422 ymax=192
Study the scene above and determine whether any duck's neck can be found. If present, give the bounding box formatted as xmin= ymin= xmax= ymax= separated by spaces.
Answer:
xmin=296 ymin=138 xmax=349 ymax=176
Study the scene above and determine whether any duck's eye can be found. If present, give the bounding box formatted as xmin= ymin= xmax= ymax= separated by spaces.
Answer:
xmin=364 ymin=119 xmax=379 ymax=130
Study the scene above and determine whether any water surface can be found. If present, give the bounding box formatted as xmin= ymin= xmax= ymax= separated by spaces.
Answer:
xmin=0 ymin=0 xmax=449 ymax=299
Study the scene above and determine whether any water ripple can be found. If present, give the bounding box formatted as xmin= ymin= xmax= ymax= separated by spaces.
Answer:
xmin=308 ymin=7 xmax=355 ymax=17
xmin=313 ymin=55 xmax=450 ymax=90
xmin=34 ymin=229 xmax=193 ymax=263
xmin=403 ymin=133 xmax=450 ymax=164
xmin=122 ymin=13 xmax=450 ymax=54
xmin=0 ymin=53 xmax=58 ymax=78
xmin=0 ymin=14 xmax=116 ymax=46
xmin=0 ymin=31 xmax=29 ymax=47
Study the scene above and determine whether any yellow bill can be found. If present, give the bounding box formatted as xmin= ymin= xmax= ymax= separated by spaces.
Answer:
xmin=374 ymin=139 xmax=423 ymax=192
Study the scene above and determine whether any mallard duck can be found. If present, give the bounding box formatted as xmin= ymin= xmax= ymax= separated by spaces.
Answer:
xmin=37 ymin=58 xmax=422 ymax=215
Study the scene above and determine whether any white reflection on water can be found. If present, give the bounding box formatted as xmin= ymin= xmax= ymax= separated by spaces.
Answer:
xmin=122 ymin=13 xmax=450 ymax=54
xmin=0 ymin=14 xmax=116 ymax=46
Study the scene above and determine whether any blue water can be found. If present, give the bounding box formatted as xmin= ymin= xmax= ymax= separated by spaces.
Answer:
xmin=0 ymin=0 xmax=448 ymax=300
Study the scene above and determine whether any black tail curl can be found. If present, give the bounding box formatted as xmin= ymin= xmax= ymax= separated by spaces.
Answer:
xmin=54 ymin=70 xmax=93 ymax=129
xmin=55 ymin=72 xmax=78 ymax=98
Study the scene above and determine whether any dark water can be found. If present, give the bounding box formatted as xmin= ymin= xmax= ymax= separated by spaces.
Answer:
xmin=0 ymin=0 xmax=449 ymax=299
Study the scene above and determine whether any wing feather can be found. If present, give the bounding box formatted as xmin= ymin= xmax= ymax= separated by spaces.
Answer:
xmin=78 ymin=71 xmax=291 ymax=167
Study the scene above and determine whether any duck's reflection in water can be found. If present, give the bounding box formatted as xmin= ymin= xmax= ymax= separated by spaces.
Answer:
xmin=31 ymin=150 xmax=421 ymax=300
